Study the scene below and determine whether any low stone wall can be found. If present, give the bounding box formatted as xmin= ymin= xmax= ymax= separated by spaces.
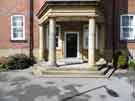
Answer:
xmin=0 ymin=48 xmax=39 ymax=58
xmin=2 ymin=48 xmax=134 ymax=62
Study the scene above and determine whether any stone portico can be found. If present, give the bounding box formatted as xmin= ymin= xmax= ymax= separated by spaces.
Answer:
xmin=37 ymin=0 xmax=104 ymax=66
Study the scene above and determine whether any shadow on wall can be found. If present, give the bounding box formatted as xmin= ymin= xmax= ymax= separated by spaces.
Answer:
xmin=117 ymin=0 xmax=132 ymax=58
xmin=103 ymin=0 xmax=131 ymax=59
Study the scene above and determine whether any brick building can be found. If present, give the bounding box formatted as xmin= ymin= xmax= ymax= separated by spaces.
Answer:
xmin=0 ymin=0 xmax=135 ymax=66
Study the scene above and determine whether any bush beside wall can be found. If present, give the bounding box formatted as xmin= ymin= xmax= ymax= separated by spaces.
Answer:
xmin=0 ymin=54 xmax=36 ymax=71
xmin=128 ymin=59 xmax=135 ymax=70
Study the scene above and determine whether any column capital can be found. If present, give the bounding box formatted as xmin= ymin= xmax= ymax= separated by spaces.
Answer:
xmin=38 ymin=23 xmax=44 ymax=26
xmin=88 ymin=16 xmax=96 ymax=19
xmin=87 ymin=14 xmax=98 ymax=19
xmin=48 ymin=16 xmax=56 ymax=20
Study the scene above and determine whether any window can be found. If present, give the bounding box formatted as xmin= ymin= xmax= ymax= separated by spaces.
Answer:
xmin=83 ymin=24 xmax=98 ymax=49
xmin=83 ymin=25 xmax=88 ymax=49
xmin=120 ymin=15 xmax=135 ymax=40
xmin=45 ymin=25 xmax=49 ymax=49
xmin=56 ymin=25 xmax=61 ymax=48
xmin=11 ymin=15 xmax=25 ymax=40
xmin=46 ymin=25 xmax=61 ymax=49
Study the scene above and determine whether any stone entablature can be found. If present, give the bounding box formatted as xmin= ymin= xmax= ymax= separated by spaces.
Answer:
xmin=37 ymin=1 xmax=101 ymax=24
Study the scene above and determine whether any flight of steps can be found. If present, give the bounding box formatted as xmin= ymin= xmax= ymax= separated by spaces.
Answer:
xmin=32 ymin=64 xmax=108 ymax=78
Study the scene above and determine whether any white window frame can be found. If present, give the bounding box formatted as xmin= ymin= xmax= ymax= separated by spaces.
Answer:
xmin=83 ymin=24 xmax=98 ymax=49
xmin=83 ymin=24 xmax=88 ymax=49
xmin=120 ymin=14 xmax=135 ymax=40
xmin=11 ymin=15 xmax=25 ymax=40
xmin=56 ymin=25 xmax=62 ymax=49
xmin=46 ymin=24 xmax=61 ymax=49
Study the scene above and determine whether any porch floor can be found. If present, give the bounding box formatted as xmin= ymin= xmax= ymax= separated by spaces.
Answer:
xmin=37 ymin=58 xmax=90 ymax=69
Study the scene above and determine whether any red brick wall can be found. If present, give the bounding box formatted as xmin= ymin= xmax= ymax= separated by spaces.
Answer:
xmin=0 ymin=0 xmax=30 ymax=49
xmin=0 ymin=0 xmax=46 ymax=49
xmin=128 ymin=0 xmax=135 ymax=12
xmin=127 ymin=0 xmax=135 ymax=49
xmin=33 ymin=0 xmax=46 ymax=48
xmin=33 ymin=0 xmax=40 ymax=49
xmin=0 ymin=0 xmax=135 ymax=57
xmin=103 ymin=0 xmax=135 ymax=49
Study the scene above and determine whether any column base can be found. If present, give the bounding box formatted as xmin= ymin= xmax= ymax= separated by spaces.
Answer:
xmin=88 ymin=56 xmax=95 ymax=66
xmin=88 ymin=64 xmax=95 ymax=68
xmin=38 ymin=49 xmax=44 ymax=61
xmin=48 ymin=62 xmax=58 ymax=67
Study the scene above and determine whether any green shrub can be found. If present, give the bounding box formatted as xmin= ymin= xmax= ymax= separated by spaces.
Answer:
xmin=128 ymin=60 xmax=135 ymax=70
xmin=115 ymin=50 xmax=128 ymax=69
xmin=7 ymin=54 xmax=36 ymax=70
xmin=0 ymin=64 xmax=8 ymax=72
xmin=117 ymin=52 xmax=127 ymax=66
xmin=0 ymin=57 xmax=8 ymax=71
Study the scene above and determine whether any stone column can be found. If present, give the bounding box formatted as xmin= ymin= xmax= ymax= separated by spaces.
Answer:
xmin=39 ymin=24 xmax=44 ymax=60
xmin=99 ymin=24 xmax=105 ymax=55
xmin=88 ymin=17 xmax=96 ymax=65
xmin=48 ymin=17 xmax=57 ymax=66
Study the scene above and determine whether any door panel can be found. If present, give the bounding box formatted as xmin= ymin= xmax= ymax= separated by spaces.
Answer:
xmin=66 ymin=33 xmax=78 ymax=57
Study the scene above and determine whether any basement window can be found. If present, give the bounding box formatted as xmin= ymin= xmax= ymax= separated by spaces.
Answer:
xmin=120 ymin=15 xmax=135 ymax=40
xmin=11 ymin=15 xmax=25 ymax=40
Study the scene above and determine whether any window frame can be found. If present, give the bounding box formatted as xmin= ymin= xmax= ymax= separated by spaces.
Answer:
xmin=83 ymin=24 xmax=89 ymax=49
xmin=56 ymin=25 xmax=62 ymax=49
xmin=120 ymin=14 xmax=135 ymax=40
xmin=46 ymin=24 xmax=61 ymax=49
xmin=11 ymin=15 xmax=25 ymax=41
xmin=83 ymin=24 xmax=99 ymax=49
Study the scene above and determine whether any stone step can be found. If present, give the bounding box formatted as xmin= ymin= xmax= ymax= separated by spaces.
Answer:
xmin=42 ymin=70 xmax=100 ymax=75
xmin=42 ymin=67 xmax=97 ymax=71
xmin=38 ymin=74 xmax=107 ymax=78
xmin=32 ymin=66 xmax=107 ymax=78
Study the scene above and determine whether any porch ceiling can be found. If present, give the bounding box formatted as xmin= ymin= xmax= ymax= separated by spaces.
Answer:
xmin=37 ymin=0 xmax=101 ymax=24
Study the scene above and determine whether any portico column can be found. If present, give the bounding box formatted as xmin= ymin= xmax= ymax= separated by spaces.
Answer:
xmin=39 ymin=24 xmax=44 ymax=60
xmin=88 ymin=17 xmax=96 ymax=65
xmin=48 ymin=17 xmax=57 ymax=66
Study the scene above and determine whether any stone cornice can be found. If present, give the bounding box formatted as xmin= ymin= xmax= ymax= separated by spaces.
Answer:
xmin=36 ymin=0 xmax=100 ymax=18
xmin=38 ymin=8 xmax=98 ymax=24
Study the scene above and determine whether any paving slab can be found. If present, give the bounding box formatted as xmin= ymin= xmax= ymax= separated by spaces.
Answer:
xmin=0 ymin=70 xmax=134 ymax=101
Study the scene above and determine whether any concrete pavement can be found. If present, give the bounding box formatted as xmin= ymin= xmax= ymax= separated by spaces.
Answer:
xmin=0 ymin=69 xmax=134 ymax=101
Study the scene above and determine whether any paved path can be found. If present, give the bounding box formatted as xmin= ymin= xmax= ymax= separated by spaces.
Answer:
xmin=0 ymin=70 xmax=134 ymax=101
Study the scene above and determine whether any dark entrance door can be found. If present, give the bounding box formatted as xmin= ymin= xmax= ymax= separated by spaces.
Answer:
xmin=66 ymin=33 xmax=78 ymax=58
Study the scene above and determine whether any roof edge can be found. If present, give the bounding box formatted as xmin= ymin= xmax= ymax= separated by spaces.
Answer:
xmin=36 ymin=0 xmax=100 ymax=18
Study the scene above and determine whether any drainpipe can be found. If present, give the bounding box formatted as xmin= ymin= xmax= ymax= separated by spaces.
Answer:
xmin=112 ymin=0 xmax=116 ymax=57
xmin=29 ymin=0 xmax=34 ymax=58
